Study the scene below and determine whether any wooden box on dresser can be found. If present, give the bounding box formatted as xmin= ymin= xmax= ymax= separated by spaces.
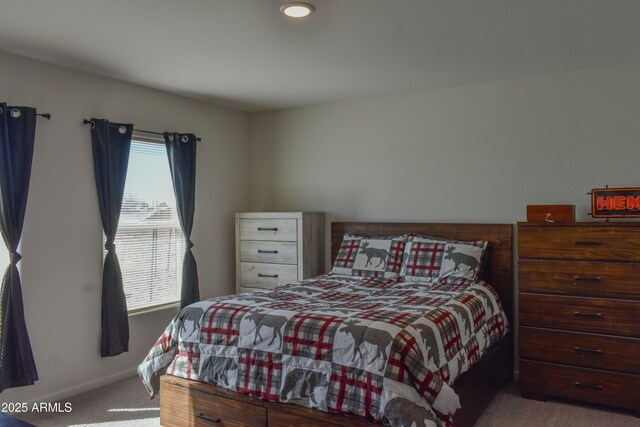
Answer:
xmin=517 ymin=222 xmax=640 ymax=417
xmin=235 ymin=212 xmax=324 ymax=294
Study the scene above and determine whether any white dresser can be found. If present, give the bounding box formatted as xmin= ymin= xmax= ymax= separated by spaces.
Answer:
xmin=235 ymin=212 xmax=324 ymax=293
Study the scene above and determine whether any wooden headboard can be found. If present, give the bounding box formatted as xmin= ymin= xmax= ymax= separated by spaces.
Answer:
xmin=331 ymin=222 xmax=514 ymax=323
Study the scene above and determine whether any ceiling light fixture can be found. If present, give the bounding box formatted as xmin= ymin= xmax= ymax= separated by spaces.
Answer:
xmin=280 ymin=2 xmax=315 ymax=18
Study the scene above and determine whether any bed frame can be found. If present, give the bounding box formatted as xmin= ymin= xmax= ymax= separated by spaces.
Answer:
xmin=160 ymin=222 xmax=513 ymax=427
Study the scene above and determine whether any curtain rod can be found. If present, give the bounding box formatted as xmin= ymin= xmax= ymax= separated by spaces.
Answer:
xmin=1 ymin=108 xmax=51 ymax=119
xmin=82 ymin=119 xmax=201 ymax=142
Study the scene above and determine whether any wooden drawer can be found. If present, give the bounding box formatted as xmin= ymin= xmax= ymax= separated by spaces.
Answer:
xmin=519 ymin=259 xmax=640 ymax=300
xmin=239 ymin=241 xmax=297 ymax=264
xmin=520 ymin=360 xmax=640 ymax=412
xmin=239 ymin=219 xmax=297 ymax=241
xmin=160 ymin=378 xmax=266 ymax=427
xmin=518 ymin=225 xmax=640 ymax=261
xmin=519 ymin=293 xmax=640 ymax=338
xmin=239 ymin=262 xmax=298 ymax=288
xmin=161 ymin=375 xmax=370 ymax=427
xmin=519 ymin=327 xmax=640 ymax=374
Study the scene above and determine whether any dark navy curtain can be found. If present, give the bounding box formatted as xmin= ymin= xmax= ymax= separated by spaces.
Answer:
xmin=164 ymin=132 xmax=199 ymax=308
xmin=0 ymin=103 xmax=38 ymax=392
xmin=90 ymin=119 xmax=132 ymax=357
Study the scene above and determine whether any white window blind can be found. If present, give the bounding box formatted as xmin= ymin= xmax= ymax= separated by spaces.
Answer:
xmin=113 ymin=139 xmax=184 ymax=312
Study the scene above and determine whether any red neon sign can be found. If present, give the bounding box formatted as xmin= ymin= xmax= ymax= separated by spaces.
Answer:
xmin=591 ymin=187 xmax=640 ymax=218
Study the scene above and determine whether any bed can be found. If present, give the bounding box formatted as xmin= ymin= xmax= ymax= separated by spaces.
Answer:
xmin=140 ymin=222 xmax=513 ymax=427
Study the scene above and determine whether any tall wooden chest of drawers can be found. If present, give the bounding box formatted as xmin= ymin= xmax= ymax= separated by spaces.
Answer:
xmin=235 ymin=212 xmax=324 ymax=294
xmin=518 ymin=222 xmax=640 ymax=416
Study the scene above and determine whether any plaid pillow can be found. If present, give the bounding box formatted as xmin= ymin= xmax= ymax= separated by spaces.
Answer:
xmin=400 ymin=236 xmax=489 ymax=283
xmin=331 ymin=234 xmax=407 ymax=279
xmin=399 ymin=238 xmax=447 ymax=282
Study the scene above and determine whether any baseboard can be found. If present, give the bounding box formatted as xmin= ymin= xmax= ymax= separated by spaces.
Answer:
xmin=25 ymin=367 xmax=138 ymax=405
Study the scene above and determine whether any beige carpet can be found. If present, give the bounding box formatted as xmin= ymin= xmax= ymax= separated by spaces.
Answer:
xmin=15 ymin=377 xmax=639 ymax=426
xmin=16 ymin=377 xmax=160 ymax=427
xmin=475 ymin=382 xmax=639 ymax=427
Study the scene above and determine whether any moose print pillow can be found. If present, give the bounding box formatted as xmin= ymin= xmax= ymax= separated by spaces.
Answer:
xmin=400 ymin=235 xmax=489 ymax=283
xmin=331 ymin=234 xmax=407 ymax=278
xmin=438 ymin=242 xmax=487 ymax=282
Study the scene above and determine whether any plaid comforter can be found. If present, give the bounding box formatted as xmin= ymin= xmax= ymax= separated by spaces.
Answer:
xmin=138 ymin=274 xmax=508 ymax=427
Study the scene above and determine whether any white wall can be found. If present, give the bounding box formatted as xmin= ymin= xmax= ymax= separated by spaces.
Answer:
xmin=0 ymin=51 xmax=249 ymax=403
xmin=249 ymin=62 xmax=640 ymax=375
xmin=249 ymin=62 xmax=640 ymax=230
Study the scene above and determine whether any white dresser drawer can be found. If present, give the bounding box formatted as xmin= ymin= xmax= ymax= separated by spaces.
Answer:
xmin=240 ymin=241 xmax=297 ymax=264
xmin=239 ymin=219 xmax=297 ymax=241
xmin=239 ymin=262 xmax=298 ymax=289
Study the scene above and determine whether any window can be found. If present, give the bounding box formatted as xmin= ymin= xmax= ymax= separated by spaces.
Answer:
xmin=112 ymin=139 xmax=184 ymax=312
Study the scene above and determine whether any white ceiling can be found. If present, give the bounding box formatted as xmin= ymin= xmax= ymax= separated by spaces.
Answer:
xmin=0 ymin=0 xmax=639 ymax=112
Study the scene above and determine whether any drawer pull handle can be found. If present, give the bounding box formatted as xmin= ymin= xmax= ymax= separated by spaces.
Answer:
xmin=196 ymin=412 xmax=221 ymax=423
xmin=574 ymin=381 xmax=603 ymax=390
xmin=257 ymin=227 xmax=278 ymax=232
xmin=258 ymin=273 xmax=279 ymax=278
xmin=573 ymin=241 xmax=603 ymax=247
xmin=257 ymin=250 xmax=279 ymax=254
xmin=573 ymin=275 xmax=602 ymax=282
xmin=574 ymin=346 xmax=603 ymax=354
xmin=574 ymin=311 xmax=603 ymax=319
